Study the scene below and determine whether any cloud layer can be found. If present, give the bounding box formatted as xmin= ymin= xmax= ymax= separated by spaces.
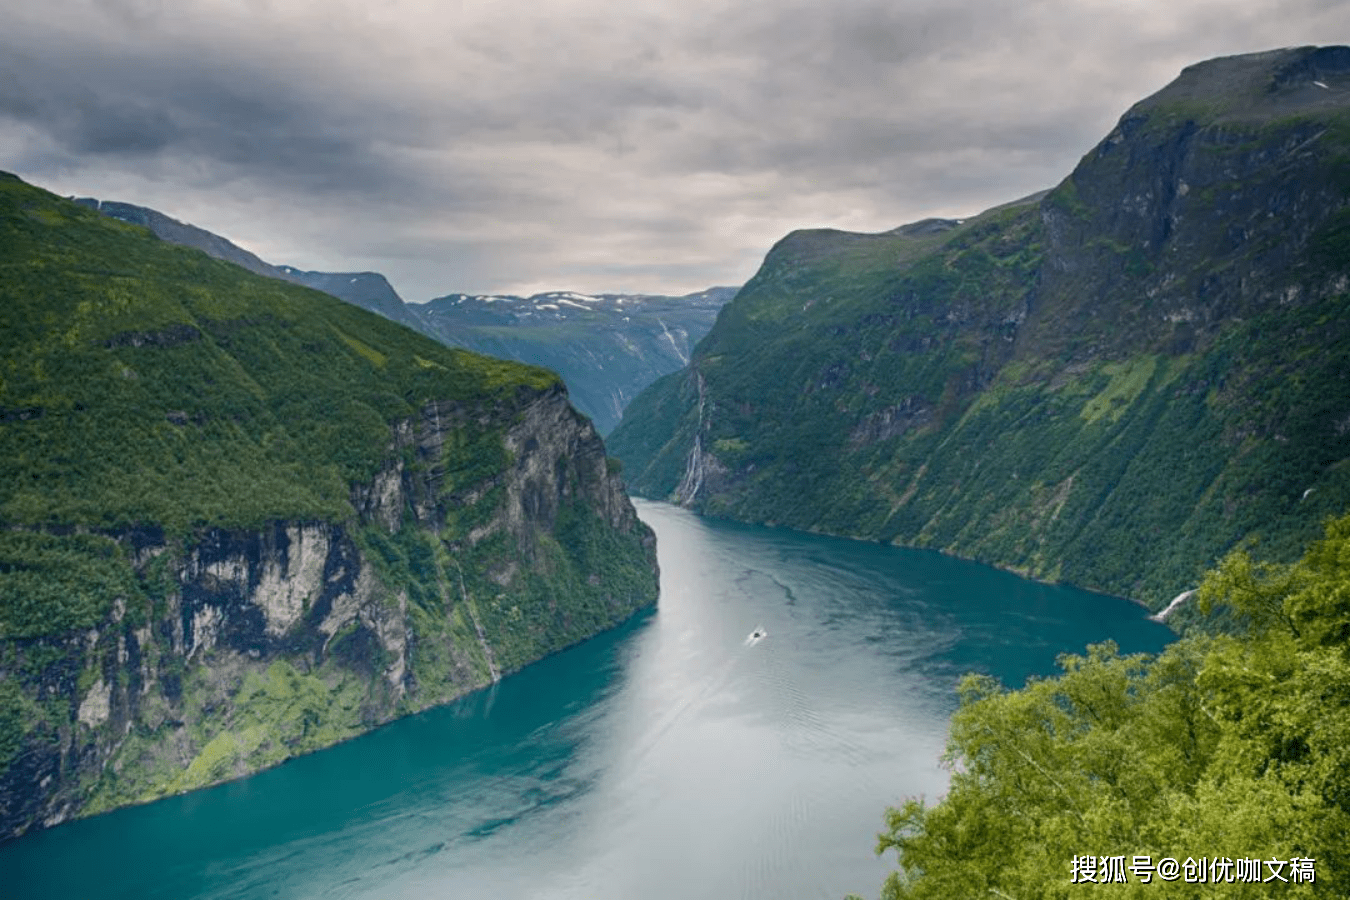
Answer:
xmin=2 ymin=0 xmax=1344 ymax=298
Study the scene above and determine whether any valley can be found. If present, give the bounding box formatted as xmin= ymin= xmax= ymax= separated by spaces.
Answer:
xmin=1 ymin=33 xmax=1348 ymax=900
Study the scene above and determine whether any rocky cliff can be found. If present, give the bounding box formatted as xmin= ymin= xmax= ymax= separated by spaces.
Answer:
xmin=610 ymin=45 xmax=1350 ymax=614
xmin=0 ymin=174 xmax=658 ymax=841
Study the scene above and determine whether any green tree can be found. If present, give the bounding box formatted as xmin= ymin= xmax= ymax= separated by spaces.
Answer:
xmin=851 ymin=515 xmax=1350 ymax=899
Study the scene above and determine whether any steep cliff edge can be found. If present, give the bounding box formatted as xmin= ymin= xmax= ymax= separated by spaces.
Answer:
xmin=0 ymin=174 xmax=658 ymax=841
xmin=610 ymin=45 xmax=1350 ymax=611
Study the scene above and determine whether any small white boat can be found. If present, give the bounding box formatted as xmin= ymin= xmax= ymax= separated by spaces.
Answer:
xmin=745 ymin=626 xmax=768 ymax=645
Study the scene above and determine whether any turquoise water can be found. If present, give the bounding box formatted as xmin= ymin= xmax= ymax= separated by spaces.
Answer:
xmin=2 ymin=501 xmax=1174 ymax=899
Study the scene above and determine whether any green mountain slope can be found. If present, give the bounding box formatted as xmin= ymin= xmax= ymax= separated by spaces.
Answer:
xmin=610 ymin=45 xmax=1350 ymax=612
xmin=0 ymin=173 xmax=658 ymax=840
xmin=277 ymin=265 xmax=432 ymax=334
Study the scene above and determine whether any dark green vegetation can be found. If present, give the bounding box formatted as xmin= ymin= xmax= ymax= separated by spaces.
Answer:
xmin=851 ymin=513 xmax=1350 ymax=899
xmin=611 ymin=46 xmax=1350 ymax=610
xmin=0 ymin=172 xmax=658 ymax=840
xmin=71 ymin=198 xmax=293 ymax=283
xmin=74 ymin=198 xmax=432 ymax=335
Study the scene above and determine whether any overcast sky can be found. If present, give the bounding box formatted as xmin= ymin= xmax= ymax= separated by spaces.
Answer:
xmin=1 ymin=1 xmax=1344 ymax=300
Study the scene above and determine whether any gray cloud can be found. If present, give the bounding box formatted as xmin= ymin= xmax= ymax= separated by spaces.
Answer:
xmin=1 ymin=0 xmax=1346 ymax=299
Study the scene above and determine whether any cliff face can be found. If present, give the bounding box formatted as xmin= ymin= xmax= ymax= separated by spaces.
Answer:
xmin=610 ymin=46 xmax=1350 ymax=611
xmin=1030 ymin=46 xmax=1350 ymax=360
xmin=3 ymin=385 xmax=653 ymax=839
xmin=0 ymin=175 xmax=658 ymax=841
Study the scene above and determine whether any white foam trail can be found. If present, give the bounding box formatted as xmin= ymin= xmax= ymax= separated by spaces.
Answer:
xmin=625 ymin=630 xmax=769 ymax=770
xmin=1150 ymin=589 xmax=1194 ymax=622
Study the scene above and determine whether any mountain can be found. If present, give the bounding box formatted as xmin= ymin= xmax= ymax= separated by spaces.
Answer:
xmin=0 ymin=173 xmax=659 ymax=841
xmin=72 ymin=198 xmax=736 ymax=434
xmin=276 ymin=265 xmax=432 ymax=334
xmin=415 ymin=287 xmax=738 ymax=434
xmin=69 ymin=198 xmax=430 ymax=330
xmin=609 ymin=45 xmax=1350 ymax=616
xmin=71 ymin=197 xmax=293 ymax=282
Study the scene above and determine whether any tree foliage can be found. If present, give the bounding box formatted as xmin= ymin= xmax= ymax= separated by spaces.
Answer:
xmin=853 ymin=515 xmax=1350 ymax=899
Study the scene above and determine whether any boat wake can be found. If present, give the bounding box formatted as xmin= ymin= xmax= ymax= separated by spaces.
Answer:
xmin=744 ymin=626 xmax=768 ymax=646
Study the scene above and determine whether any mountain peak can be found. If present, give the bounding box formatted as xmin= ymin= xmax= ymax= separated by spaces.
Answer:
xmin=886 ymin=218 xmax=964 ymax=237
xmin=1126 ymin=44 xmax=1350 ymax=125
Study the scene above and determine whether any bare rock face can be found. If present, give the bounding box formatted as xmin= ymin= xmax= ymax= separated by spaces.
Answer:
xmin=0 ymin=383 xmax=657 ymax=842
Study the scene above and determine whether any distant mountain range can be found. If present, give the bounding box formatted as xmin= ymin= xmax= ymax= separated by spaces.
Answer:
xmin=414 ymin=287 xmax=738 ymax=433
xmin=71 ymin=197 xmax=736 ymax=433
